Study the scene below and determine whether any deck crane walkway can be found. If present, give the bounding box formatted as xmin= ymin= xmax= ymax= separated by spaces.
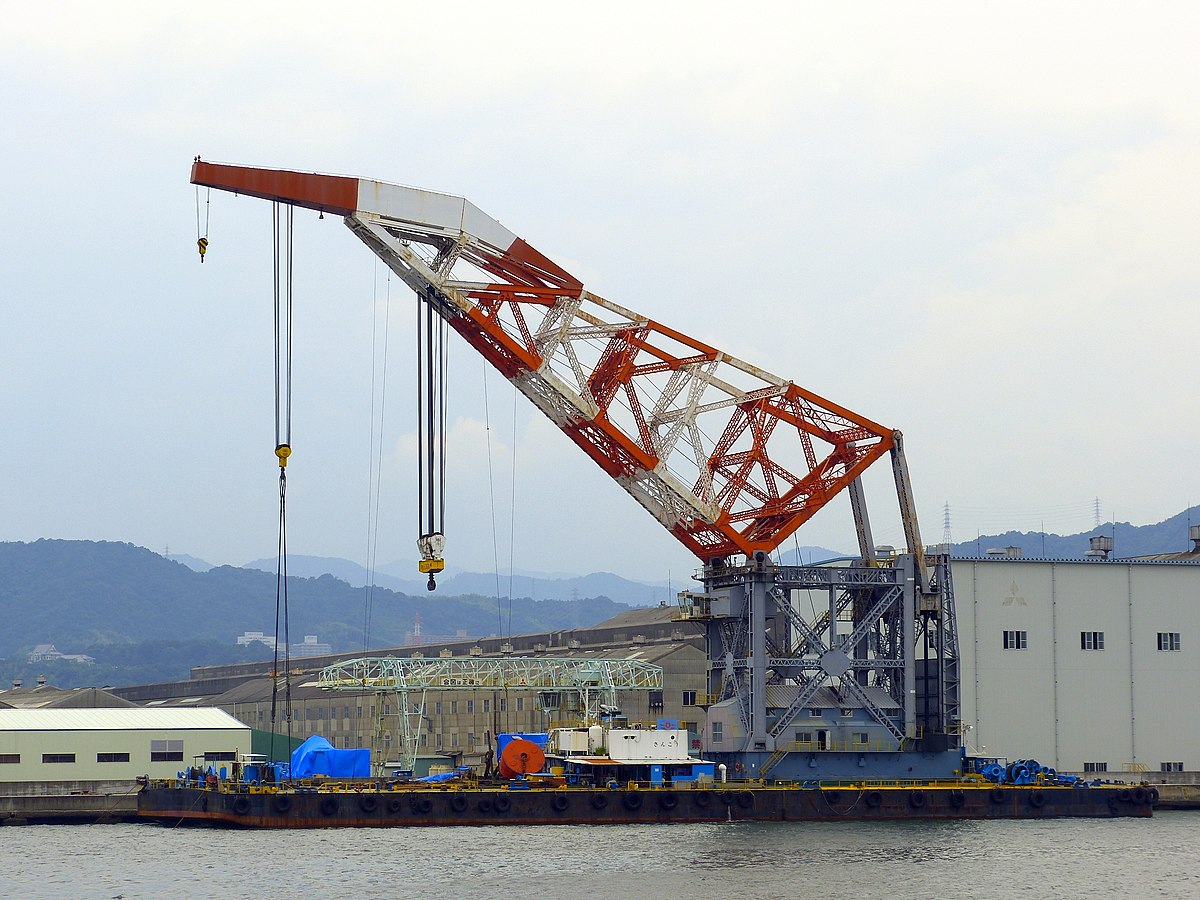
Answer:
xmin=313 ymin=656 xmax=664 ymax=775
xmin=191 ymin=159 xmax=960 ymax=781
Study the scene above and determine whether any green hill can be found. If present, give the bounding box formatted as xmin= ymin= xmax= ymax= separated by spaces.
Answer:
xmin=0 ymin=539 xmax=635 ymax=688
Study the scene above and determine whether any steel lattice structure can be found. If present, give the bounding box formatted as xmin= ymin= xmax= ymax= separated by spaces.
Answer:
xmin=315 ymin=656 xmax=663 ymax=775
xmin=192 ymin=161 xmax=894 ymax=561
xmin=315 ymin=656 xmax=663 ymax=693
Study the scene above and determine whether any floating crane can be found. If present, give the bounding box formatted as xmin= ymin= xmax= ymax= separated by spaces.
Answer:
xmin=191 ymin=160 xmax=959 ymax=780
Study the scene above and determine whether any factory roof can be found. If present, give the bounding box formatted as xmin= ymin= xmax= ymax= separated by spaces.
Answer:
xmin=0 ymin=707 xmax=248 ymax=732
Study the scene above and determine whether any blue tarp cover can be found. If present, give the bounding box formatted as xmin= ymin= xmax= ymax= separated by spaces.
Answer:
xmin=290 ymin=734 xmax=370 ymax=778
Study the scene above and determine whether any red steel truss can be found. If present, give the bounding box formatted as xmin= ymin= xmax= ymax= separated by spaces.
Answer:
xmin=192 ymin=160 xmax=895 ymax=560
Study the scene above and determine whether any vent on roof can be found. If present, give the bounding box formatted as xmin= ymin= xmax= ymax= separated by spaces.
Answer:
xmin=469 ymin=646 xmax=483 ymax=657
xmin=567 ymin=639 xmax=581 ymax=650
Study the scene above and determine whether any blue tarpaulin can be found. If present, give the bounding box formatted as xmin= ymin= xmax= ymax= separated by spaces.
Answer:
xmin=290 ymin=735 xmax=370 ymax=778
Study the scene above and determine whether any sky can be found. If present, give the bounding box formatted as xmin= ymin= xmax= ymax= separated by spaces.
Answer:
xmin=2 ymin=2 xmax=1198 ymax=583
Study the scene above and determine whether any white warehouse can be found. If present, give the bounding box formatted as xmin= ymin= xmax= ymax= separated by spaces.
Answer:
xmin=0 ymin=708 xmax=251 ymax=783
xmin=955 ymin=556 xmax=1200 ymax=775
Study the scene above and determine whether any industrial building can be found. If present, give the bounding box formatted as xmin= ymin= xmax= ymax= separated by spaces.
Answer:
xmin=0 ymin=708 xmax=251 ymax=784
xmin=957 ymin=554 xmax=1200 ymax=775
xmin=113 ymin=606 xmax=707 ymax=770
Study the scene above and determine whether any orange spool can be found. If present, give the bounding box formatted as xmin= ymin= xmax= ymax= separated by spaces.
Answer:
xmin=498 ymin=738 xmax=546 ymax=779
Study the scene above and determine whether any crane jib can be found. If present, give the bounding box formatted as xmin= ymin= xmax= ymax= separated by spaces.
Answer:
xmin=190 ymin=159 xmax=923 ymax=565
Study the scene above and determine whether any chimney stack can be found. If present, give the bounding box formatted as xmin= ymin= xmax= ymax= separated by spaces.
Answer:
xmin=1085 ymin=535 xmax=1114 ymax=560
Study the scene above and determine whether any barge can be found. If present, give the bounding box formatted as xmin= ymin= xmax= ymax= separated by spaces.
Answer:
xmin=136 ymin=722 xmax=1157 ymax=827
xmin=136 ymin=779 xmax=1155 ymax=827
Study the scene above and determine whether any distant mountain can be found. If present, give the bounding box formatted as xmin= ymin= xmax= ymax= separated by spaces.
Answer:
xmin=166 ymin=553 xmax=214 ymax=573
xmin=0 ymin=540 xmax=637 ymax=669
xmin=240 ymin=555 xmax=672 ymax=605
xmin=950 ymin=506 xmax=1200 ymax=559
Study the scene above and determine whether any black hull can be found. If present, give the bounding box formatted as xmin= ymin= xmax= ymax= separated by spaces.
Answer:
xmin=137 ymin=783 xmax=1155 ymax=828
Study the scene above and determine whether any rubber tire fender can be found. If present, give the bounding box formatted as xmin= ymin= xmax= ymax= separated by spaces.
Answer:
xmin=864 ymin=790 xmax=882 ymax=808
xmin=273 ymin=795 xmax=292 ymax=814
xmin=386 ymin=797 xmax=404 ymax=814
xmin=622 ymin=792 xmax=643 ymax=811
xmin=359 ymin=794 xmax=378 ymax=813
xmin=694 ymin=791 xmax=712 ymax=808
xmin=449 ymin=794 xmax=468 ymax=813
xmin=415 ymin=797 xmax=433 ymax=814
xmin=493 ymin=795 xmax=511 ymax=814
xmin=737 ymin=791 xmax=754 ymax=809
xmin=232 ymin=796 xmax=251 ymax=816
xmin=1029 ymin=789 xmax=1046 ymax=808
xmin=908 ymin=789 xmax=927 ymax=809
xmin=590 ymin=793 xmax=608 ymax=810
xmin=551 ymin=794 xmax=569 ymax=813
xmin=319 ymin=796 xmax=339 ymax=817
xmin=990 ymin=787 xmax=1006 ymax=804
xmin=1132 ymin=787 xmax=1148 ymax=805
xmin=949 ymin=789 xmax=966 ymax=807
xmin=658 ymin=792 xmax=678 ymax=811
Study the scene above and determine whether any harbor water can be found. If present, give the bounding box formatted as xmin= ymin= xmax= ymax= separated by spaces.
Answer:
xmin=2 ymin=813 xmax=1197 ymax=899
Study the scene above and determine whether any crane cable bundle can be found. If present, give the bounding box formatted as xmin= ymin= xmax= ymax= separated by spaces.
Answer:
xmin=268 ymin=201 xmax=295 ymax=759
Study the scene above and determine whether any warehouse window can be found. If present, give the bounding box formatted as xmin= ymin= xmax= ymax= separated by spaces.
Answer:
xmin=795 ymin=731 xmax=813 ymax=744
xmin=711 ymin=722 xmax=723 ymax=744
xmin=1081 ymin=631 xmax=1105 ymax=651
xmin=150 ymin=740 xmax=184 ymax=762
xmin=1003 ymin=630 xmax=1027 ymax=650
xmin=499 ymin=698 xmax=508 ymax=712
xmin=682 ymin=691 xmax=697 ymax=706
xmin=1161 ymin=762 xmax=1184 ymax=772
xmin=466 ymin=700 xmax=474 ymax=714
xmin=1083 ymin=762 xmax=1107 ymax=773
xmin=435 ymin=701 xmax=442 ymax=716
xmin=97 ymin=752 xmax=130 ymax=763
xmin=483 ymin=699 xmax=490 ymax=713
xmin=451 ymin=701 xmax=458 ymax=715
xmin=1158 ymin=632 xmax=1181 ymax=652
xmin=854 ymin=733 xmax=869 ymax=745
xmin=516 ymin=698 xmax=524 ymax=711
xmin=0 ymin=754 xmax=20 ymax=764
xmin=808 ymin=708 xmax=824 ymax=718
xmin=42 ymin=753 xmax=75 ymax=764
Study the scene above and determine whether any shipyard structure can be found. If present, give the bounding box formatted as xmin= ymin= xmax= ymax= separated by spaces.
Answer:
xmin=57 ymin=548 xmax=1192 ymax=782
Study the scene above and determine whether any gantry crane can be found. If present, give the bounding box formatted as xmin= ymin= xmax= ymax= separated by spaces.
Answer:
xmin=191 ymin=160 xmax=960 ymax=780
xmin=314 ymin=656 xmax=664 ymax=775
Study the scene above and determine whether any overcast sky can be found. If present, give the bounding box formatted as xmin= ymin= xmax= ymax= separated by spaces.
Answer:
xmin=2 ymin=2 xmax=1197 ymax=583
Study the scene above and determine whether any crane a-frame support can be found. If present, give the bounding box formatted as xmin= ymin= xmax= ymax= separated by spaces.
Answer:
xmin=190 ymin=160 xmax=959 ymax=778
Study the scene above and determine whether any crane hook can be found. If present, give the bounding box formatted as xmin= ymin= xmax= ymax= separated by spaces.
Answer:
xmin=197 ymin=236 xmax=209 ymax=263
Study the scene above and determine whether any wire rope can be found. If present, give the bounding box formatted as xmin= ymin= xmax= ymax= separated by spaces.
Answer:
xmin=482 ymin=363 xmax=504 ymax=635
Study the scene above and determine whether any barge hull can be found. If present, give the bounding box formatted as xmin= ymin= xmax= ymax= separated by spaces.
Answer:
xmin=137 ymin=783 xmax=1155 ymax=828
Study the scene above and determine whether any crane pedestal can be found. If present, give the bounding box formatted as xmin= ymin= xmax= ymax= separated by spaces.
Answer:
xmin=679 ymin=551 xmax=961 ymax=781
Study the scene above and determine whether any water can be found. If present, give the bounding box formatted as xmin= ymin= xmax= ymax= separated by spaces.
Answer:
xmin=2 ymin=813 xmax=1197 ymax=899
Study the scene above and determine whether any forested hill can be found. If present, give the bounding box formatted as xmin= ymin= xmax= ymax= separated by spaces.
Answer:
xmin=0 ymin=540 xmax=635 ymax=662
xmin=949 ymin=505 xmax=1200 ymax=559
